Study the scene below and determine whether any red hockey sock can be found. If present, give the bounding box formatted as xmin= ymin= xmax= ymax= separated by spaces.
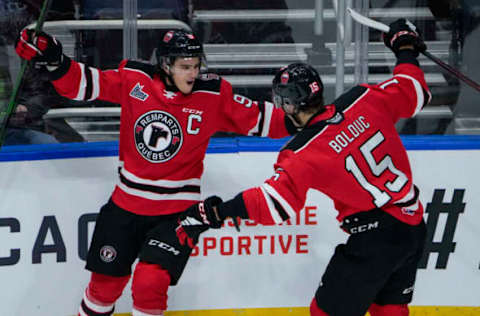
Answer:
xmin=131 ymin=261 xmax=171 ymax=315
xmin=368 ymin=303 xmax=409 ymax=316
xmin=309 ymin=297 xmax=329 ymax=316
xmin=79 ymin=272 xmax=130 ymax=316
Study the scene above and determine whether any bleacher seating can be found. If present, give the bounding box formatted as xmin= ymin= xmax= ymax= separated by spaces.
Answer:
xmin=40 ymin=5 xmax=462 ymax=141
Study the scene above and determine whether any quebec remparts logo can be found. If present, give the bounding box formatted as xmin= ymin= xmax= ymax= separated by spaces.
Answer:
xmin=100 ymin=245 xmax=117 ymax=263
xmin=134 ymin=110 xmax=183 ymax=163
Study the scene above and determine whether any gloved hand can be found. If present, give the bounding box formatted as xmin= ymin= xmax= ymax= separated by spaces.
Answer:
xmin=383 ymin=19 xmax=426 ymax=56
xmin=15 ymin=28 xmax=63 ymax=68
xmin=175 ymin=196 xmax=224 ymax=248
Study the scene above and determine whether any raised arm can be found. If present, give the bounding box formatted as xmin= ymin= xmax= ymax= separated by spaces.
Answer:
xmin=371 ymin=19 xmax=432 ymax=120
xmin=216 ymin=79 xmax=299 ymax=138
xmin=15 ymin=28 xmax=123 ymax=104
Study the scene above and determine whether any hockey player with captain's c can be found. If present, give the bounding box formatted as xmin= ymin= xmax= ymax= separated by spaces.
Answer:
xmin=178 ymin=19 xmax=431 ymax=316
xmin=15 ymin=28 xmax=297 ymax=316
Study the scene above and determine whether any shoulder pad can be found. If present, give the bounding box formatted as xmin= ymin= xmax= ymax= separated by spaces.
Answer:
xmin=281 ymin=123 xmax=327 ymax=152
xmin=192 ymin=73 xmax=222 ymax=92
xmin=332 ymin=85 xmax=368 ymax=112
xmin=121 ymin=60 xmax=156 ymax=79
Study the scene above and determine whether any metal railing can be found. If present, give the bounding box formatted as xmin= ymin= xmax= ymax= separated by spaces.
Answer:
xmin=37 ymin=7 xmax=456 ymax=140
xmin=32 ymin=19 xmax=191 ymax=32
xmin=192 ymin=8 xmax=433 ymax=22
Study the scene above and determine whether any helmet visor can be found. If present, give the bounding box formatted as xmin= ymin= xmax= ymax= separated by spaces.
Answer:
xmin=272 ymin=84 xmax=306 ymax=108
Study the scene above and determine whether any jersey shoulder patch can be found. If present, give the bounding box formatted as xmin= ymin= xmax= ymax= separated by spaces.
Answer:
xmin=122 ymin=60 xmax=156 ymax=79
xmin=192 ymin=73 xmax=222 ymax=92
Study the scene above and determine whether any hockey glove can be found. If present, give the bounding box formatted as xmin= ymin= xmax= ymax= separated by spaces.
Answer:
xmin=15 ymin=28 xmax=63 ymax=68
xmin=175 ymin=196 xmax=224 ymax=248
xmin=383 ymin=19 xmax=426 ymax=56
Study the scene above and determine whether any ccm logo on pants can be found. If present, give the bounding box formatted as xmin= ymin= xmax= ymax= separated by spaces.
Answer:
xmin=148 ymin=239 xmax=180 ymax=256
xmin=348 ymin=221 xmax=379 ymax=234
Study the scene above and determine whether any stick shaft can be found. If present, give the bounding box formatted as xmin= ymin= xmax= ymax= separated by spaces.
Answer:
xmin=347 ymin=7 xmax=480 ymax=92
xmin=0 ymin=0 xmax=52 ymax=147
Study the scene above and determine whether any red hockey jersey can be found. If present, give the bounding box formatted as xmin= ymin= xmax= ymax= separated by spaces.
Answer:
xmin=51 ymin=58 xmax=292 ymax=215
xmin=241 ymin=62 xmax=431 ymax=226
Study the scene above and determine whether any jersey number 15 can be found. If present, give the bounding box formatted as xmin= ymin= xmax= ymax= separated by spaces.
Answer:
xmin=345 ymin=131 xmax=408 ymax=208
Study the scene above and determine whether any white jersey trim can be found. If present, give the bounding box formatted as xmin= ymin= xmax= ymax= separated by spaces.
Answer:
xmin=262 ymin=183 xmax=296 ymax=219
xmin=74 ymin=63 xmax=87 ymax=101
xmin=395 ymin=185 xmax=415 ymax=204
xmin=394 ymin=74 xmax=424 ymax=116
xmin=117 ymin=182 xmax=201 ymax=201
xmin=261 ymin=101 xmax=274 ymax=137
xmin=192 ymin=90 xmax=221 ymax=95
xmin=120 ymin=167 xmax=201 ymax=188
xmin=343 ymin=87 xmax=371 ymax=114
xmin=295 ymin=88 xmax=371 ymax=154
xmin=88 ymin=67 xmax=100 ymax=101
xmin=247 ymin=115 xmax=261 ymax=136
xmin=259 ymin=185 xmax=283 ymax=224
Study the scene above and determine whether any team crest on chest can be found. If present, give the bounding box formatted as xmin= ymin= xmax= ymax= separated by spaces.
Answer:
xmin=134 ymin=111 xmax=183 ymax=163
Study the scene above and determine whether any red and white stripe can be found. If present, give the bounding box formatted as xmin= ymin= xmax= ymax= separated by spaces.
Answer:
xmin=394 ymin=74 xmax=431 ymax=116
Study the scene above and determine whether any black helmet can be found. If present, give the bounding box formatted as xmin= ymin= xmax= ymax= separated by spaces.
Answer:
xmin=272 ymin=63 xmax=324 ymax=114
xmin=156 ymin=29 xmax=205 ymax=67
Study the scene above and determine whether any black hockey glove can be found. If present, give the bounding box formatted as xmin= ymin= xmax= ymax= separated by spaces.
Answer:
xmin=383 ymin=19 xmax=426 ymax=56
xmin=175 ymin=196 xmax=224 ymax=248
xmin=15 ymin=28 xmax=63 ymax=68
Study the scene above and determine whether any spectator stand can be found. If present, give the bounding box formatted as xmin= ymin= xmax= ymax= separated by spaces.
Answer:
xmin=39 ymin=1 xmax=474 ymax=141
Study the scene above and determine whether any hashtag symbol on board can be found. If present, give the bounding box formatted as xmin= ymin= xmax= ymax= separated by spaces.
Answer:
xmin=418 ymin=189 xmax=465 ymax=269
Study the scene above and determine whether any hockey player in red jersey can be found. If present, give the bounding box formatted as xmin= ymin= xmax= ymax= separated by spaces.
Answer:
xmin=177 ymin=19 xmax=431 ymax=316
xmin=15 ymin=29 xmax=298 ymax=316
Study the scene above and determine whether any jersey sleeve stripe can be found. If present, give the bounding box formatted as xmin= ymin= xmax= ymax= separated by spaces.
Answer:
xmin=88 ymin=68 xmax=100 ymax=101
xmin=248 ymin=102 xmax=264 ymax=136
xmin=424 ymin=87 xmax=432 ymax=106
xmin=394 ymin=185 xmax=419 ymax=207
xmin=84 ymin=66 xmax=93 ymax=100
xmin=262 ymin=183 xmax=296 ymax=219
xmin=259 ymin=186 xmax=283 ymax=223
xmin=74 ymin=63 xmax=87 ymax=101
xmin=394 ymin=74 xmax=425 ymax=116
xmin=260 ymin=101 xmax=274 ymax=137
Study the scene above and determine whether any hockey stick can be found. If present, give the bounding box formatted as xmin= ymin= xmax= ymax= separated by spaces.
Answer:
xmin=347 ymin=7 xmax=480 ymax=92
xmin=0 ymin=0 xmax=52 ymax=148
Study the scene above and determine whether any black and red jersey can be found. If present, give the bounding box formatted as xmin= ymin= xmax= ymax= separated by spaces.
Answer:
xmin=50 ymin=58 xmax=293 ymax=215
xmin=239 ymin=62 xmax=431 ymax=226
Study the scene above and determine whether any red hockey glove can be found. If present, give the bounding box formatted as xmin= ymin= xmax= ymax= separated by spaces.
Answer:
xmin=383 ymin=19 xmax=426 ymax=56
xmin=175 ymin=196 xmax=224 ymax=248
xmin=15 ymin=28 xmax=63 ymax=67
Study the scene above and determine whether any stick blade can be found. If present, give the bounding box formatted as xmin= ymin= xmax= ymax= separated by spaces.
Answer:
xmin=347 ymin=8 xmax=390 ymax=33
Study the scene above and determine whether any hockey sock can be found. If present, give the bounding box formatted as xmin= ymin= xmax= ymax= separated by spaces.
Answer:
xmin=309 ymin=297 xmax=329 ymax=316
xmin=131 ymin=261 xmax=171 ymax=315
xmin=368 ymin=303 xmax=409 ymax=316
xmin=78 ymin=272 xmax=130 ymax=316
